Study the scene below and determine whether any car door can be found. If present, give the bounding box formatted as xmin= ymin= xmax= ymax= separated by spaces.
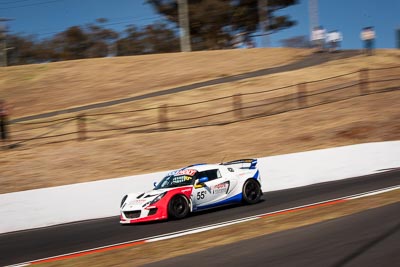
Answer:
xmin=193 ymin=169 xmax=230 ymax=209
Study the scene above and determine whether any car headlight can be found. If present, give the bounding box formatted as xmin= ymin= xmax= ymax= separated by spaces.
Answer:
xmin=149 ymin=192 xmax=167 ymax=205
xmin=120 ymin=195 xmax=128 ymax=208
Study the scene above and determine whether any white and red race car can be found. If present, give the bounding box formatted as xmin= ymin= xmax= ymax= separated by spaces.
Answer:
xmin=120 ymin=159 xmax=262 ymax=224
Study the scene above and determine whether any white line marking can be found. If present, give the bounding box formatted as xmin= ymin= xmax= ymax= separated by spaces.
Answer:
xmin=348 ymin=185 xmax=400 ymax=200
xmin=147 ymin=217 xmax=258 ymax=242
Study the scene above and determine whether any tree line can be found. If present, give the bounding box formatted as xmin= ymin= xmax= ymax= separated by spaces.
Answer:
xmin=5 ymin=0 xmax=298 ymax=66
xmin=6 ymin=19 xmax=180 ymax=65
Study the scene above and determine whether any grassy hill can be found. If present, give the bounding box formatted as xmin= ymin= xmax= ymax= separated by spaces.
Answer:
xmin=0 ymin=48 xmax=399 ymax=193
xmin=0 ymin=48 xmax=310 ymax=118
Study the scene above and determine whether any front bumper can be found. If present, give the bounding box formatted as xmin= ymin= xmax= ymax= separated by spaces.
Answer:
xmin=120 ymin=205 xmax=167 ymax=224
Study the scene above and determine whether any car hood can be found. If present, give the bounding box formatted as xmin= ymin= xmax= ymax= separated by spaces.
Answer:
xmin=124 ymin=186 xmax=193 ymax=210
xmin=122 ymin=189 xmax=165 ymax=207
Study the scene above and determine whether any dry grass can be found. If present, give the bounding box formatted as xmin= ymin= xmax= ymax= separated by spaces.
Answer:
xmin=0 ymin=49 xmax=399 ymax=194
xmin=1 ymin=90 xmax=399 ymax=194
xmin=0 ymin=48 xmax=310 ymax=118
xmin=38 ymin=189 xmax=400 ymax=267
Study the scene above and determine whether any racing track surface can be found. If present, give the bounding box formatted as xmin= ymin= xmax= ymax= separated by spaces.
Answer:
xmin=0 ymin=169 xmax=399 ymax=266
xmin=145 ymin=202 xmax=400 ymax=267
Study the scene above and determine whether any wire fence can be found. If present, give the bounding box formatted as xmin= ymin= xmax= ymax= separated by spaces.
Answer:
xmin=2 ymin=66 xmax=399 ymax=150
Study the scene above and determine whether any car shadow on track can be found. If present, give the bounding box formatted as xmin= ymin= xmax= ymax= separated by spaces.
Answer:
xmin=120 ymin=199 xmax=266 ymax=227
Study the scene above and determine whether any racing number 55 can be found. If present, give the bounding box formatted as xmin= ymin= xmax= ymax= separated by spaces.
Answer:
xmin=197 ymin=191 xmax=206 ymax=200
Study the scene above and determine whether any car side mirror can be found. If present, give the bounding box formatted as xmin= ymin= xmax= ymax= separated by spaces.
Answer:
xmin=199 ymin=177 xmax=208 ymax=183
xmin=153 ymin=182 xmax=157 ymax=187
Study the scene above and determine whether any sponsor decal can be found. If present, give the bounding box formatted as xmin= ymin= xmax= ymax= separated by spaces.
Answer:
xmin=175 ymin=169 xmax=197 ymax=176
xmin=212 ymin=181 xmax=230 ymax=194
xmin=181 ymin=188 xmax=192 ymax=193
xmin=172 ymin=175 xmax=192 ymax=184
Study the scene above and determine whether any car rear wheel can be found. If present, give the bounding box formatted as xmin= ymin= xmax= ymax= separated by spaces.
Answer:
xmin=242 ymin=179 xmax=261 ymax=204
xmin=168 ymin=195 xmax=190 ymax=219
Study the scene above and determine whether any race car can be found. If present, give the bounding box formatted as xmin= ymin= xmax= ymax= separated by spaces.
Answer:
xmin=120 ymin=159 xmax=263 ymax=224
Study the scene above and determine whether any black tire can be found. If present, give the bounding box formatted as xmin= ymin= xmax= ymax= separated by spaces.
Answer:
xmin=168 ymin=195 xmax=190 ymax=219
xmin=242 ymin=179 xmax=262 ymax=204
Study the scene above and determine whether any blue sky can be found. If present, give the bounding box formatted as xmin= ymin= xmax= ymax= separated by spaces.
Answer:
xmin=1 ymin=0 xmax=399 ymax=49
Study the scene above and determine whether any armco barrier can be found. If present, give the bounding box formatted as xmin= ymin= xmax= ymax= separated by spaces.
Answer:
xmin=0 ymin=141 xmax=399 ymax=234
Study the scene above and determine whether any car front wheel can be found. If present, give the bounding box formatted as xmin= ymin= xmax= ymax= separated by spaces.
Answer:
xmin=168 ymin=195 xmax=190 ymax=219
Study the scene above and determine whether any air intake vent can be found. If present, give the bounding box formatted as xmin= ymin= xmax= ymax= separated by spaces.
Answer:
xmin=148 ymin=208 xmax=158 ymax=216
xmin=124 ymin=210 xmax=141 ymax=219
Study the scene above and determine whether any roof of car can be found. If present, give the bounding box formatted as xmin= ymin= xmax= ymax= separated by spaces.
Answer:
xmin=183 ymin=163 xmax=222 ymax=172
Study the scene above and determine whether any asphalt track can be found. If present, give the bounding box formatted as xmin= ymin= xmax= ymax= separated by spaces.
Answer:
xmin=145 ymin=202 xmax=400 ymax=267
xmin=11 ymin=50 xmax=360 ymax=123
xmin=0 ymin=169 xmax=398 ymax=266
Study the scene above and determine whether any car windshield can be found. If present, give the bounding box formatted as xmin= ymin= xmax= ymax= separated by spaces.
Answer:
xmin=154 ymin=169 xmax=197 ymax=189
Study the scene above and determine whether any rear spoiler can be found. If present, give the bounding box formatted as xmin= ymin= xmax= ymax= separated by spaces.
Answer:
xmin=220 ymin=159 xmax=258 ymax=169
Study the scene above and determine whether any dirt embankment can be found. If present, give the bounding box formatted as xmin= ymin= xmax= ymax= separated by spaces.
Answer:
xmin=0 ymin=49 xmax=399 ymax=194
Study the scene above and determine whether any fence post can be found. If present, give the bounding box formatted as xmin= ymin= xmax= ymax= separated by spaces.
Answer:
xmin=359 ymin=68 xmax=369 ymax=95
xmin=0 ymin=113 xmax=9 ymax=143
xmin=77 ymin=113 xmax=86 ymax=141
xmin=0 ymin=113 xmax=8 ymax=149
xmin=158 ymin=104 xmax=168 ymax=131
xmin=297 ymin=83 xmax=307 ymax=108
xmin=233 ymin=93 xmax=242 ymax=119
xmin=0 ymin=100 xmax=10 ymax=144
